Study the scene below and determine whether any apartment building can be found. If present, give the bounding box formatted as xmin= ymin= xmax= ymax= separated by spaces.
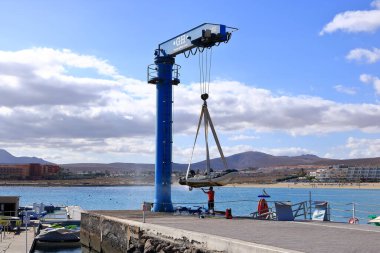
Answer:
xmin=0 ymin=163 xmax=60 ymax=179
xmin=311 ymin=165 xmax=380 ymax=182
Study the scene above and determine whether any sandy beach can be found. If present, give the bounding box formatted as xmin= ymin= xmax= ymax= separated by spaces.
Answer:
xmin=227 ymin=182 xmax=380 ymax=189
xmin=1 ymin=179 xmax=380 ymax=189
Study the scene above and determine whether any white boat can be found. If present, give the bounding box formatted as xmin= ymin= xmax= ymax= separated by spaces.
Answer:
xmin=368 ymin=216 xmax=380 ymax=224
xmin=35 ymin=227 xmax=80 ymax=246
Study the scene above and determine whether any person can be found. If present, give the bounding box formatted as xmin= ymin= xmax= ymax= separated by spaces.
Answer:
xmin=202 ymin=187 xmax=215 ymax=213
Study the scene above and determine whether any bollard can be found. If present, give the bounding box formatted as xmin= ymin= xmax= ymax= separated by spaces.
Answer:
xmin=225 ymin=208 xmax=232 ymax=219
xmin=142 ymin=202 xmax=153 ymax=223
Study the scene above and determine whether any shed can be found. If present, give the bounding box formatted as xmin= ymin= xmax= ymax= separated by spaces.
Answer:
xmin=0 ymin=196 xmax=19 ymax=216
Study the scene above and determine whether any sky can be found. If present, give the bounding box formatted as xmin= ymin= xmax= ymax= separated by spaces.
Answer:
xmin=0 ymin=0 xmax=380 ymax=164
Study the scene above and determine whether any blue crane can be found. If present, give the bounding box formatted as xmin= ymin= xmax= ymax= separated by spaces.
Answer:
xmin=148 ymin=23 xmax=236 ymax=212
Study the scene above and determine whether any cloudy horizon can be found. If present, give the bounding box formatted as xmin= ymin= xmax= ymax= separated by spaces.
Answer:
xmin=0 ymin=1 xmax=380 ymax=164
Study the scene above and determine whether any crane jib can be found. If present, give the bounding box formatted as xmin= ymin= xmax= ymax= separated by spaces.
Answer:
xmin=158 ymin=23 xmax=228 ymax=57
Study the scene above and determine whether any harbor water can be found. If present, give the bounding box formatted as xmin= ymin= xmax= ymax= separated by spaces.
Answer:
xmin=2 ymin=185 xmax=380 ymax=252
xmin=1 ymin=185 xmax=380 ymax=223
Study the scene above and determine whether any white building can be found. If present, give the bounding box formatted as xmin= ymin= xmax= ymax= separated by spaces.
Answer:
xmin=312 ymin=165 xmax=380 ymax=182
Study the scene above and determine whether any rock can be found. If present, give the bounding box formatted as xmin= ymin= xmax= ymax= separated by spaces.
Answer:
xmin=127 ymin=245 xmax=142 ymax=253
xmin=155 ymin=244 xmax=163 ymax=252
xmin=126 ymin=245 xmax=135 ymax=253
xmin=192 ymin=248 xmax=202 ymax=253
xmin=164 ymin=245 xmax=173 ymax=252
xmin=144 ymin=239 xmax=155 ymax=253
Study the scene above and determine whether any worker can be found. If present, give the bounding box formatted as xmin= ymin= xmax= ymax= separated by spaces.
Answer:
xmin=202 ymin=187 xmax=215 ymax=213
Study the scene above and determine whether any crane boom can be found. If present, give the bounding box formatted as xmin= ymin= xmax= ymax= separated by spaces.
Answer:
xmin=158 ymin=23 xmax=233 ymax=57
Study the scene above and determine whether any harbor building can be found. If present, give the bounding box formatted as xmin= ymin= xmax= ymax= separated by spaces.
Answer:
xmin=311 ymin=165 xmax=380 ymax=182
xmin=0 ymin=196 xmax=19 ymax=216
xmin=0 ymin=163 xmax=60 ymax=179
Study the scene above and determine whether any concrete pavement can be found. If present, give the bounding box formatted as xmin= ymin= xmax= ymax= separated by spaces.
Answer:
xmin=0 ymin=228 xmax=34 ymax=253
xmin=89 ymin=210 xmax=380 ymax=253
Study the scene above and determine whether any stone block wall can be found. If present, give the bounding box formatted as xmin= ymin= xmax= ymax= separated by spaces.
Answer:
xmin=80 ymin=212 xmax=221 ymax=253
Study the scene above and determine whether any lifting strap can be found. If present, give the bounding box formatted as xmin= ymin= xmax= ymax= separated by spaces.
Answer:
xmin=186 ymin=108 xmax=204 ymax=179
xmin=186 ymin=100 xmax=228 ymax=180
xmin=204 ymin=106 xmax=228 ymax=170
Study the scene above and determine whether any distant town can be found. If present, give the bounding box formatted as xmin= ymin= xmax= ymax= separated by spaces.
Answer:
xmin=1 ymin=159 xmax=380 ymax=186
xmin=1 ymin=148 xmax=380 ymax=185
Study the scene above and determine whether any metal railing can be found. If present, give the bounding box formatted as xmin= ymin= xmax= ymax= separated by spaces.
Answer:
xmin=142 ymin=191 xmax=380 ymax=225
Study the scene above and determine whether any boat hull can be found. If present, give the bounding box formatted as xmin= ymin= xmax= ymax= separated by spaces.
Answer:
xmin=179 ymin=172 xmax=238 ymax=188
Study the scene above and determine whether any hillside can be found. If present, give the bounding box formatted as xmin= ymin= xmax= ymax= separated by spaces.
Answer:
xmin=0 ymin=149 xmax=51 ymax=164
xmin=1 ymin=148 xmax=379 ymax=174
xmin=60 ymin=151 xmax=333 ymax=173
xmin=189 ymin=151 xmax=329 ymax=170
xmin=311 ymin=157 xmax=380 ymax=167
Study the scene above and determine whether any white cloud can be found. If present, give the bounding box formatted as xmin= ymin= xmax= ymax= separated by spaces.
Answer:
xmin=3 ymin=48 xmax=380 ymax=163
xmin=191 ymin=81 xmax=380 ymax=135
xmin=347 ymin=48 xmax=380 ymax=63
xmin=359 ymin=74 xmax=380 ymax=94
xmin=360 ymin=73 xmax=373 ymax=83
xmin=2 ymin=137 xmax=156 ymax=164
xmin=260 ymin=147 xmax=313 ymax=157
xmin=346 ymin=137 xmax=380 ymax=158
xmin=334 ymin=85 xmax=357 ymax=95
xmin=320 ymin=1 xmax=380 ymax=35
xmin=228 ymin=134 xmax=259 ymax=141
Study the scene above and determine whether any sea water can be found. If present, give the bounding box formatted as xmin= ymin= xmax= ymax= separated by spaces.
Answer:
xmin=0 ymin=186 xmax=380 ymax=223
xmin=2 ymin=185 xmax=380 ymax=252
xmin=1 ymin=185 xmax=380 ymax=221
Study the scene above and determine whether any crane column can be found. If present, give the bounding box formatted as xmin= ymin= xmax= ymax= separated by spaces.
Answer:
xmin=153 ymin=55 xmax=175 ymax=212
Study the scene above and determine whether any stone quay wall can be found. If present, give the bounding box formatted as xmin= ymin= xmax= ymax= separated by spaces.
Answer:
xmin=80 ymin=212 xmax=221 ymax=253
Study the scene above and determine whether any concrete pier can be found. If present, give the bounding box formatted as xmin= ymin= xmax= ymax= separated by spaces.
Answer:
xmin=0 ymin=227 xmax=35 ymax=253
xmin=81 ymin=210 xmax=380 ymax=253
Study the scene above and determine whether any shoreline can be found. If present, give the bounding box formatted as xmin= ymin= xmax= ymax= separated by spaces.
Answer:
xmin=1 ymin=181 xmax=380 ymax=189
xmin=227 ymin=182 xmax=380 ymax=189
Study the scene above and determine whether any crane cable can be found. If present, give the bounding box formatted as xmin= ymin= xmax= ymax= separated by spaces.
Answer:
xmin=186 ymin=47 xmax=228 ymax=180
xmin=198 ymin=47 xmax=212 ymax=96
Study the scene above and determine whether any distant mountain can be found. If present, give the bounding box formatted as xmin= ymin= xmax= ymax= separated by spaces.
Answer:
xmin=0 ymin=149 xmax=51 ymax=164
xmin=189 ymin=151 xmax=329 ymax=170
xmin=60 ymin=151 xmax=380 ymax=173
xmin=60 ymin=151 xmax=330 ymax=173
xmin=311 ymin=157 xmax=380 ymax=167
xmin=60 ymin=163 xmax=154 ymax=173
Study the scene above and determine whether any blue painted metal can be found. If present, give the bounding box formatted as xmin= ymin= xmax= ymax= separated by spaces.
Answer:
xmin=153 ymin=55 xmax=175 ymax=212
xmin=151 ymin=23 xmax=236 ymax=212
xmin=158 ymin=23 xmax=227 ymax=57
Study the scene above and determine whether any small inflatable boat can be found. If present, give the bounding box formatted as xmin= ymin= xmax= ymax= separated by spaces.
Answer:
xmin=179 ymin=170 xmax=238 ymax=188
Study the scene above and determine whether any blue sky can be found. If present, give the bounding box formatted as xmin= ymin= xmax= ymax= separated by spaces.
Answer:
xmin=0 ymin=0 xmax=380 ymax=164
